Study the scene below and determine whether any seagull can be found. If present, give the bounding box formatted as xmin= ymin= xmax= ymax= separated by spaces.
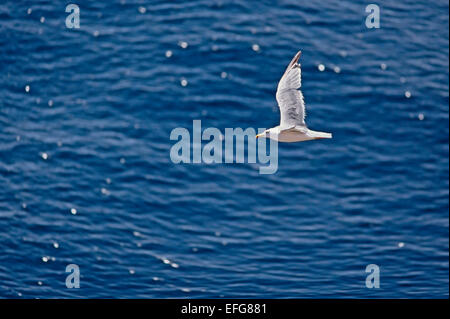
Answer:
xmin=256 ymin=51 xmax=332 ymax=142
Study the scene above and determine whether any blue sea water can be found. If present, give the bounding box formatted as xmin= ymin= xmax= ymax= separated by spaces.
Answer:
xmin=0 ymin=0 xmax=448 ymax=298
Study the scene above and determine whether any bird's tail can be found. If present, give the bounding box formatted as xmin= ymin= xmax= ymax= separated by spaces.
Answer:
xmin=314 ymin=131 xmax=332 ymax=139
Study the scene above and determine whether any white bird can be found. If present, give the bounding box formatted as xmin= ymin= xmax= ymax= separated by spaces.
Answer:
xmin=256 ymin=51 xmax=332 ymax=142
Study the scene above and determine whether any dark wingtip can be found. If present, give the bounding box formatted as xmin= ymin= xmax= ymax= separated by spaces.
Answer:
xmin=294 ymin=50 xmax=302 ymax=62
xmin=283 ymin=50 xmax=302 ymax=75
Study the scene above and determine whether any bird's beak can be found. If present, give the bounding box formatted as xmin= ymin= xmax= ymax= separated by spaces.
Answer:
xmin=256 ymin=133 xmax=263 ymax=139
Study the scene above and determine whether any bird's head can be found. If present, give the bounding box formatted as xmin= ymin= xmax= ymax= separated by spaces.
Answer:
xmin=256 ymin=129 xmax=272 ymax=139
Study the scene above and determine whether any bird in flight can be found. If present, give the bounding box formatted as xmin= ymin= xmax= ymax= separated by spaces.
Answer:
xmin=256 ymin=51 xmax=332 ymax=142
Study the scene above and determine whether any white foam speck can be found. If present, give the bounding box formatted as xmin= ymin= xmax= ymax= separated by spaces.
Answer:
xmin=101 ymin=188 xmax=110 ymax=195
xmin=53 ymin=242 xmax=59 ymax=249
xmin=171 ymin=263 xmax=179 ymax=268
xmin=93 ymin=30 xmax=100 ymax=37
xmin=418 ymin=113 xmax=424 ymax=121
xmin=398 ymin=242 xmax=405 ymax=248
xmin=70 ymin=208 xmax=77 ymax=215
xmin=42 ymin=256 xmax=49 ymax=262
xmin=333 ymin=66 xmax=341 ymax=73
xmin=48 ymin=100 xmax=53 ymax=107
xmin=221 ymin=72 xmax=228 ymax=79
xmin=405 ymin=91 xmax=411 ymax=98
xmin=129 ymin=269 xmax=135 ymax=274
xmin=25 ymin=85 xmax=30 ymax=93
xmin=162 ymin=258 xmax=170 ymax=264
xmin=106 ymin=178 xmax=111 ymax=184
xmin=165 ymin=50 xmax=172 ymax=58
xmin=40 ymin=16 xmax=45 ymax=23
xmin=138 ymin=6 xmax=146 ymax=14
xmin=252 ymin=44 xmax=260 ymax=52
xmin=27 ymin=8 xmax=32 ymax=15
xmin=40 ymin=152 xmax=49 ymax=160
xmin=37 ymin=281 xmax=43 ymax=286
xmin=380 ymin=63 xmax=387 ymax=70
xmin=318 ymin=64 xmax=325 ymax=72
xmin=181 ymin=78 xmax=188 ymax=87
xmin=179 ymin=41 xmax=188 ymax=49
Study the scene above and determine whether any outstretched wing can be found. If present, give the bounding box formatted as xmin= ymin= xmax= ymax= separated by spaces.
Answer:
xmin=275 ymin=51 xmax=306 ymax=128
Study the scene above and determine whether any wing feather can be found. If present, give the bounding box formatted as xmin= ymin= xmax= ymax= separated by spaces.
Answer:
xmin=275 ymin=51 xmax=306 ymax=128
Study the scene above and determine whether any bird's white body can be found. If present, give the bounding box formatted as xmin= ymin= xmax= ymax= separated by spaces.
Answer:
xmin=266 ymin=126 xmax=332 ymax=142
xmin=256 ymin=51 xmax=332 ymax=143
